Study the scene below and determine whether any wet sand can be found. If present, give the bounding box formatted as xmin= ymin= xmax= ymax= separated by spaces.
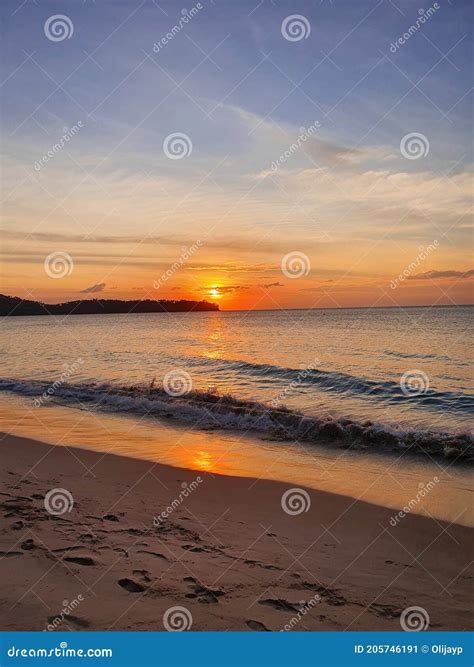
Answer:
xmin=0 ymin=432 xmax=472 ymax=631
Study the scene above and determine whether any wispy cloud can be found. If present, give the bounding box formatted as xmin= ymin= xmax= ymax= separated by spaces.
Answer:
xmin=203 ymin=285 xmax=249 ymax=294
xmin=80 ymin=282 xmax=106 ymax=294
xmin=407 ymin=269 xmax=474 ymax=281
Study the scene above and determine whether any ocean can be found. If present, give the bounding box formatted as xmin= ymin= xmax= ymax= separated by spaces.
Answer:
xmin=0 ymin=305 xmax=472 ymax=523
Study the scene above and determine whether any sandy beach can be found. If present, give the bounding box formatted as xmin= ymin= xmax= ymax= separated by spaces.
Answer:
xmin=0 ymin=432 xmax=472 ymax=632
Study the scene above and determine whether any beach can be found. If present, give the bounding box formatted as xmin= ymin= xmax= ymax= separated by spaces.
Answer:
xmin=1 ymin=432 xmax=472 ymax=632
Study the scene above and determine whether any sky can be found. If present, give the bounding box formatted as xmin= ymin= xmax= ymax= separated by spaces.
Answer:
xmin=1 ymin=0 xmax=473 ymax=310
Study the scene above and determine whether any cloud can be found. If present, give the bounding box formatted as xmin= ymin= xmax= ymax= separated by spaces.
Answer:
xmin=264 ymin=167 xmax=473 ymax=220
xmin=227 ymin=103 xmax=393 ymax=167
xmin=407 ymin=269 xmax=474 ymax=281
xmin=201 ymin=282 xmax=284 ymax=293
xmin=300 ymin=281 xmax=335 ymax=291
xmin=80 ymin=282 xmax=106 ymax=293
xmin=201 ymin=285 xmax=249 ymax=294
xmin=1 ymin=230 xmax=326 ymax=256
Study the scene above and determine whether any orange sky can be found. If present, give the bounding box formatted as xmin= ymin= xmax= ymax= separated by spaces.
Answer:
xmin=2 ymin=2 xmax=472 ymax=311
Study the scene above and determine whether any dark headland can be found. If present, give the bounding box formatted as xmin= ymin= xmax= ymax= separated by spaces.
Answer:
xmin=0 ymin=294 xmax=219 ymax=316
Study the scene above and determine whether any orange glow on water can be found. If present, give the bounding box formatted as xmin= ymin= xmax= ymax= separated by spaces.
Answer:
xmin=191 ymin=450 xmax=215 ymax=472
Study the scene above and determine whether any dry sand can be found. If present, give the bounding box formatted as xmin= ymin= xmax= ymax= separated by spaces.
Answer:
xmin=0 ymin=432 xmax=472 ymax=631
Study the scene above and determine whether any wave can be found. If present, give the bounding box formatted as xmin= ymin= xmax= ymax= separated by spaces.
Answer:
xmin=185 ymin=356 xmax=474 ymax=415
xmin=383 ymin=350 xmax=452 ymax=361
xmin=0 ymin=378 xmax=472 ymax=463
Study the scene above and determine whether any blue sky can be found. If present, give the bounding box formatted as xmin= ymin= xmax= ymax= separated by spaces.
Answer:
xmin=1 ymin=0 xmax=473 ymax=308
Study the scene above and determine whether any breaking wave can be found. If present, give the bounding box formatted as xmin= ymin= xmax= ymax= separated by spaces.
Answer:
xmin=0 ymin=378 xmax=472 ymax=463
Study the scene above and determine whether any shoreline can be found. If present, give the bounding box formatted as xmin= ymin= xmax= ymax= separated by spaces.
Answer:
xmin=2 ymin=303 xmax=473 ymax=315
xmin=1 ymin=390 xmax=472 ymax=528
xmin=0 ymin=380 xmax=471 ymax=465
xmin=0 ymin=432 xmax=472 ymax=631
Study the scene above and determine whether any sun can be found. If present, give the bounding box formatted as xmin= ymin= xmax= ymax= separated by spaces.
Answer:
xmin=208 ymin=287 xmax=221 ymax=298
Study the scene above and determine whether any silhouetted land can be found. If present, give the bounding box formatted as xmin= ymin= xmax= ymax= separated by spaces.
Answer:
xmin=0 ymin=294 xmax=219 ymax=316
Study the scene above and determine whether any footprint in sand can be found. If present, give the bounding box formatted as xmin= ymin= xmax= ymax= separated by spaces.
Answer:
xmin=182 ymin=545 xmax=208 ymax=553
xmin=258 ymin=598 xmax=303 ymax=613
xmin=47 ymin=615 xmax=90 ymax=629
xmin=63 ymin=556 xmax=95 ymax=566
xmin=368 ymin=603 xmax=402 ymax=618
xmin=300 ymin=582 xmax=346 ymax=606
xmin=20 ymin=539 xmax=35 ymax=550
xmin=183 ymin=576 xmax=224 ymax=604
xmin=246 ymin=620 xmax=270 ymax=631
xmin=11 ymin=521 xmax=24 ymax=530
xmin=118 ymin=578 xmax=146 ymax=593
xmin=136 ymin=549 xmax=168 ymax=561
